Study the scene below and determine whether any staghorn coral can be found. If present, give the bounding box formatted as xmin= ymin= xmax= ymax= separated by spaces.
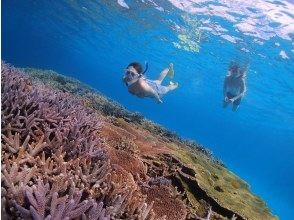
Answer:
xmin=195 ymin=207 xmax=238 ymax=220
xmin=2 ymin=160 xmax=38 ymax=205
xmin=104 ymin=185 xmax=155 ymax=220
xmin=1 ymin=63 xmax=155 ymax=219
xmin=1 ymin=124 xmax=30 ymax=154
xmin=148 ymin=176 xmax=172 ymax=186
xmin=14 ymin=179 xmax=110 ymax=220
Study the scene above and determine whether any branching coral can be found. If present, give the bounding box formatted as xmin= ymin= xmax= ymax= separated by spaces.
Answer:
xmin=13 ymin=179 xmax=110 ymax=220
xmin=195 ymin=207 xmax=238 ymax=220
xmin=2 ymin=161 xmax=38 ymax=205
xmin=1 ymin=125 xmax=30 ymax=153
xmin=148 ymin=176 xmax=172 ymax=186
xmin=1 ymin=63 xmax=154 ymax=219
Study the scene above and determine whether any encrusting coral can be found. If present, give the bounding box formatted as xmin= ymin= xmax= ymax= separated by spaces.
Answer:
xmin=2 ymin=62 xmax=278 ymax=220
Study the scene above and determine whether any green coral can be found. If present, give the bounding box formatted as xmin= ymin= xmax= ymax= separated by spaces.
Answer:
xmin=22 ymin=68 xmax=93 ymax=95
xmin=167 ymin=143 xmax=277 ymax=220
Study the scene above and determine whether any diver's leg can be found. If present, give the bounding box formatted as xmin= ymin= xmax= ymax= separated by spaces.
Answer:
xmin=232 ymin=104 xmax=239 ymax=111
xmin=138 ymin=79 xmax=162 ymax=103
xmin=166 ymin=82 xmax=178 ymax=91
xmin=156 ymin=63 xmax=174 ymax=84
xmin=153 ymin=82 xmax=178 ymax=98
xmin=232 ymin=97 xmax=241 ymax=111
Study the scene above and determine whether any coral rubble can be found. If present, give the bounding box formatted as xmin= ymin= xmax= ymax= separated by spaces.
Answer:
xmin=1 ymin=62 xmax=277 ymax=220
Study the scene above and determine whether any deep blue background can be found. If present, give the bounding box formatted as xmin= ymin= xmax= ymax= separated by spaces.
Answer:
xmin=2 ymin=0 xmax=294 ymax=219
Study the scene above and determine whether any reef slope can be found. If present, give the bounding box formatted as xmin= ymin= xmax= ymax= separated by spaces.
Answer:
xmin=1 ymin=63 xmax=277 ymax=220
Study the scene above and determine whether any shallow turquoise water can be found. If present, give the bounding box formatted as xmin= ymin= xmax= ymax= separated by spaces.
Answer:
xmin=2 ymin=0 xmax=294 ymax=219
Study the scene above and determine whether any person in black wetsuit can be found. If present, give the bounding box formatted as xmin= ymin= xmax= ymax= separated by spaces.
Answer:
xmin=223 ymin=63 xmax=247 ymax=111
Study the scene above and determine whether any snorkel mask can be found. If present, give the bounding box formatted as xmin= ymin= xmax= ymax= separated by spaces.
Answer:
xmin=228 ymin=64 xmax=241 ymax=78
xmin=125 ymin=66 xmax=139 ymax=76
xmin=228 ymin=62 xmax=248 ymax=78
xmin=125 ymin=62 xmax=149 ymax=76
xmin=233 ymin=70 xmax=242 ymax=78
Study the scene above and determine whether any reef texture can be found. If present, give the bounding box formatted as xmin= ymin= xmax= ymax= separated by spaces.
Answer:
xmin=1 ymin=62 xmax=277 ymax=220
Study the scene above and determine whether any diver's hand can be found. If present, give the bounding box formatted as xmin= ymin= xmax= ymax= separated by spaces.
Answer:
xmin=229 ymin=98 xmax=236 ymax=103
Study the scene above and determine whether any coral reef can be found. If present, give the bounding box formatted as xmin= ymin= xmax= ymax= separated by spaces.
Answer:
xmin=22 ymin=68 xmax=145 ymax=125
xmin=1 ymin=63 xmax=153 ymax=219
xmin=22 ymin=67 xmax=223 ymax=167
xmin=1 ymin=62 xmax=277 ymax=220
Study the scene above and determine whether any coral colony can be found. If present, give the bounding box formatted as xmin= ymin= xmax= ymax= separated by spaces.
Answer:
xmin=1 ymin=63 xmax=152 ymax=219
xmin=1 ymin=63 xmax=276 ymax=220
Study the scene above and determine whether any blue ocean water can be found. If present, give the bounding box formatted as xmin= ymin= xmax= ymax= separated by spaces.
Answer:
xmin=2 ymin=0 xmax=294 ymax=219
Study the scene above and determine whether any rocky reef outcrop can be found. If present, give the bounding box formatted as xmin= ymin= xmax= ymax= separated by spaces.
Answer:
xmin=1 ymin=62 xmax=277 ymax=220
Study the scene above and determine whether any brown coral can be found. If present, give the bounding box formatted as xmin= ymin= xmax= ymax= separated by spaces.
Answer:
xmin=109 ymin=149 xmax=147 ymax=179
xmin=143 ymin=185 xmax=187 ymax=220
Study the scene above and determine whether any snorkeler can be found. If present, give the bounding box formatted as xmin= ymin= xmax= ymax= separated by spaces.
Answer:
xmin=123 ymin=62 xmax=178 ymax=103
xmin=223 ymin=63 xmax=247 ymax=111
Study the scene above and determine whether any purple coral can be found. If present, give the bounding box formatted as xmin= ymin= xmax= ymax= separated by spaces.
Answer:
xmin=14 ymin=179 xmax=110 ymax=220
xmin=1 ymin=62 xmax=154 ymax=220
xmin=149 ymin=176 xmax=172 ymax=186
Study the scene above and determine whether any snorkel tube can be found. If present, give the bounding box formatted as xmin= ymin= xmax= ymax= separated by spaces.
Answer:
xmin=141 ymin=61 xmax=149 ymax=75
